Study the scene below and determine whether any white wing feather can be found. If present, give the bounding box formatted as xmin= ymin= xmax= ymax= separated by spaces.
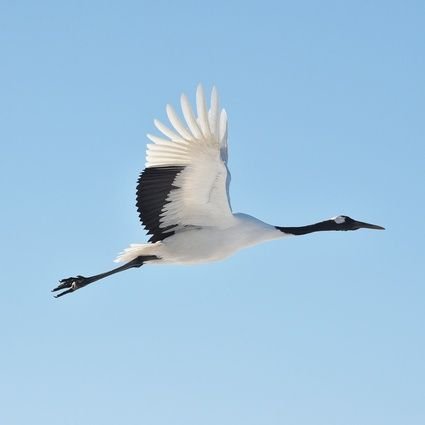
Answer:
xmin=145 ymin=85 xmax=232 ymax=228
xmin=196 ymin=85 xmax=211 ymax=138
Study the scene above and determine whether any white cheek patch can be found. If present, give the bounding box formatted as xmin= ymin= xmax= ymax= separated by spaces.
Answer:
xmin=333 ymin=216 xmax=346 ymax=224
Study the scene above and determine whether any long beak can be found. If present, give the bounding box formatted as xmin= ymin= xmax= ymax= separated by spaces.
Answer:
xmin=355 ymin=220 xmax=385 ymax=230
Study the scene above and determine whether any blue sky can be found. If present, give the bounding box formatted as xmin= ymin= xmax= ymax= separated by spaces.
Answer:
xmin=1 ymin=1 xmax=424 ymax=424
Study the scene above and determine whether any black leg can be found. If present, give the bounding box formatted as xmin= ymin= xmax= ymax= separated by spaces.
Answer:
xmin=52 ymin=255 xmax=158 ymax=298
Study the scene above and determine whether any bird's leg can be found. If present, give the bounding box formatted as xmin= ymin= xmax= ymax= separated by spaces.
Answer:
xmin=52 ymin=255 xmax=158 ymax=298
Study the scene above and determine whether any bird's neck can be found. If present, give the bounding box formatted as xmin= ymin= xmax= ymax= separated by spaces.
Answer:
xmin=275 ymin=220 xmax=338 ymax=236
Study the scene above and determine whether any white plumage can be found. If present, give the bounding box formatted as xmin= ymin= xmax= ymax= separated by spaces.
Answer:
xmin=53 ymin=85 xmax=383 ymax=297
xmin=115 ymin=85 xmax=282 ymax=265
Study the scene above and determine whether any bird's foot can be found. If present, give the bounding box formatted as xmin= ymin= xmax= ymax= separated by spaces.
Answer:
xmin=52 ymin=275 xmax=91 ymax=298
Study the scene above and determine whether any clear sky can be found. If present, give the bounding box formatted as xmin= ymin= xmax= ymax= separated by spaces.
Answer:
xmin=1 ymin=1 xmax=424 ymax=424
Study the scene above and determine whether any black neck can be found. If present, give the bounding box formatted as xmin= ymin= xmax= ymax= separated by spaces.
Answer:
xmin=276 ymin=220 xmax=340 ymax=236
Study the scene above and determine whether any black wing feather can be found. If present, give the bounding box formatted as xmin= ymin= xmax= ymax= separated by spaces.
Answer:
xmin=136 ymin=166 xmax=185 ymax=243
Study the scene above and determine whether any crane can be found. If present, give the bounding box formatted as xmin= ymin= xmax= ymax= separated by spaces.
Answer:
xmin=53 ymin=85 xmax=384 ymax=297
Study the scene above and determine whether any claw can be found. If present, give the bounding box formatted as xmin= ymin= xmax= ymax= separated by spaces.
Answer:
xmin=52 ymin=277 xmax=75 ymax=292
xmin=52 ymin=275 xmax=90 ymax=297
xmin=53 ymin=288 xmax=75 ymax=298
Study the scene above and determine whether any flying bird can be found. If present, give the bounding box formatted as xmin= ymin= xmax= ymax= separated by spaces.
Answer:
xmin=53 ymin=85 xmax=384 ymax=297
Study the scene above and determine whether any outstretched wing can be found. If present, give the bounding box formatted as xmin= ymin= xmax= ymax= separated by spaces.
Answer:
xmin=136 ymin=85 xmax=233 ymax=243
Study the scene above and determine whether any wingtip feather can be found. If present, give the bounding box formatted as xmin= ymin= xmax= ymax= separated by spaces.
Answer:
xmin=154 ymin=118 xmax=184 ymax=142
xmin=181 ymin=93 xmax=202 ymax=139
xmin=196 ymin=84 xmax=211 ymax=138
xmin=219 ymin=109 xmax=228 ymax=145
xmin=209 ymin=86 xmax=220 ymax=139
xmin=166 ymin=104 xmax=193 ymax=141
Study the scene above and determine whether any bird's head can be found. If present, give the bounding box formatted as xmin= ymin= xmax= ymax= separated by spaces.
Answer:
xmin=331 ymin=215 xmax=385 ymax=231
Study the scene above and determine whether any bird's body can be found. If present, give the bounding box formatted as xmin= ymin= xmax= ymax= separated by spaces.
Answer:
xmin=118 ymin=213 xmax=285 ymax=265
xmin=53 ymin=85 xmax=384 ymax=297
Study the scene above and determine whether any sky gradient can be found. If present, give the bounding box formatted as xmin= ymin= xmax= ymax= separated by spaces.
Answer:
xmin=1 ymin=1 xmax=424 ymax=424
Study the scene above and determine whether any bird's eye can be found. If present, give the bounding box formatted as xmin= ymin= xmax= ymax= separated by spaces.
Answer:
xmin=334 ymin=216 xmax=346 ymax=224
